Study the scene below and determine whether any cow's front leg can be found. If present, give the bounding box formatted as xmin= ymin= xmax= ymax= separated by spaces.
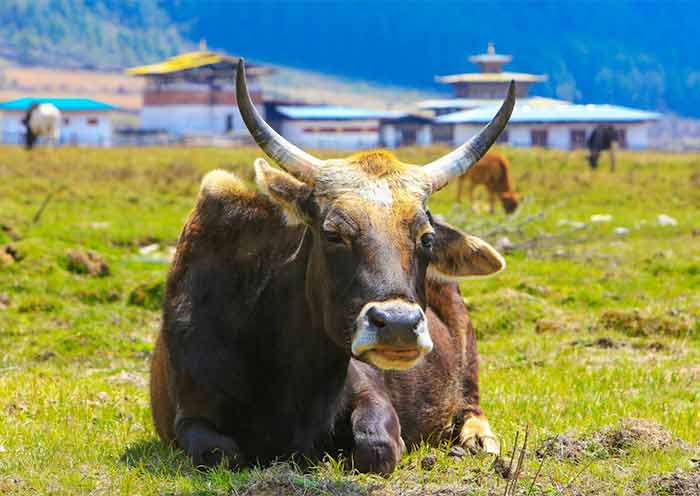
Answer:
xmin=459 ymin=412 xmax=499 ymax=455
xmin=176 ymin=417 xmax=246 ymax=469
xmin=459 ymin=318 xmax=499 ymax=455
xmin=350 ymin=395 xmax=404 ymax=474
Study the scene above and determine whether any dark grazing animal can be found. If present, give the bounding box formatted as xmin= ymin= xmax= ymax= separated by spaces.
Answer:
xmin=455 ymin=151 xmax=519 ymax=214
xmin=587 ymin=125 xmax=618 ymax=171
xmin=150 ymin=60 xmax=515 ymax=473
xmin=22 ymin=102 xmax=61 ymax=150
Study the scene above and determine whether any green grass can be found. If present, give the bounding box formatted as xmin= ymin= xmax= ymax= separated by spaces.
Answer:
xmin=0 ymin=146 xmax=699 ymax=495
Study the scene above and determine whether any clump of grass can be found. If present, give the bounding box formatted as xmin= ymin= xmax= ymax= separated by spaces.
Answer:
xmin=63 ymin=249 xmax=110 ymax=277
xmin=128 ymin=281 xmax=165 ymax=311
xmin=598 ymin=309 xmax=697 ymax=338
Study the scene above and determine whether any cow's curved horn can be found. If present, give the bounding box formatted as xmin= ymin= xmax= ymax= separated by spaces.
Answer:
xmin=236 ymin=59 xmax=322 ymax=182
xmin=423 ymin=81 xmax=516 ymax=192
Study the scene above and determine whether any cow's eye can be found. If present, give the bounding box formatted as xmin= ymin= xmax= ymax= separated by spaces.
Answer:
xmin=420 ymin=232 xmax=435 ymax=250
xmin=322 ymin=230 xmax=345 ymax=245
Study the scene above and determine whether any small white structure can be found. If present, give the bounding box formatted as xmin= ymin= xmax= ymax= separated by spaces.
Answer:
xmin=437 ymin=102 xmax=660 ymax=150
xmin=270 ymin=105 xmax=427 ymax=150
xmin=0 ymin=97 xmax=114 ymax=146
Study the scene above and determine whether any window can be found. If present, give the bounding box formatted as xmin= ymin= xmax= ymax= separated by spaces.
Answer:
xmin=87 ymin=117 xmax=99 ymax=126
xmin=63 ymin=117 xmax=70 ymax=125
xmin=570 ymin=129 xmax=586 ymax=149
xmin=401 ymin=128 xmax=417 ymax=145
xmin=531 ymin=129 xmax=548 ymax=147
xmin=432 ymin=124 xmax=454 ymax=144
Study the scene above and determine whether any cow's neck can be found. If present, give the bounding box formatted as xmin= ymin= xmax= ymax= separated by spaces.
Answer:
xmin=254 ymin=229 xmax=349 ymax=453
xmin=264 ymin=228 xmax=350 ymax=388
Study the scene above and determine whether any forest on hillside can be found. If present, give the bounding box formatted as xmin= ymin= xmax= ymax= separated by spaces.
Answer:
xmin=1 ymin=0 xmax=699 ymax=116
xmin=0 ymin=0 xmax=191 ymax=69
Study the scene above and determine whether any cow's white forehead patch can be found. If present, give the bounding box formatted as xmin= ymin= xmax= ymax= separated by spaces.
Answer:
xmin=358 ymin=179 xmax=393 ymax=206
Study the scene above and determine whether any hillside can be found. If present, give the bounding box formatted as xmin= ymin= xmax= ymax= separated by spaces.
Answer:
xmin=1 ymin=1 xmax=699 ymax=116
xmin=0 ymin=63 xmax=438 ymax=116
xmin=0 ymin=0 xmax=192 ymax=69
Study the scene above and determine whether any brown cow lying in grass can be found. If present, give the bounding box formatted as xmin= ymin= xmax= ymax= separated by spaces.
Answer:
xmin=149 ymin=60 xmax=515 ymax=474
xmin=456 ymin=151 xmax=519 ymax=214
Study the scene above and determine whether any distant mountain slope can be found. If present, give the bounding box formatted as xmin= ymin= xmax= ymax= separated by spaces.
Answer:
xmin=0 ymin=0 xmax=192 ymax=69
xmin=0 ymin=62 xmax=438 ymax=116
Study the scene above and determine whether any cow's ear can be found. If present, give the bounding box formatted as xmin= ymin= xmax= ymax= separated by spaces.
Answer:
xmin=254 ymin=158 xmax=314 ymax=225
xmin=429 ymin=220 xmax=505 ymax=279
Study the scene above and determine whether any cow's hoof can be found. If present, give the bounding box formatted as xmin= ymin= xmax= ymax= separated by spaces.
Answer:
xmin=352 ymin=435 xmax=403 ymax=475
xmin=190 ymin=434 xmax=246 ymax=470
xmin=459 ymin=415 xmax=500 ymax=456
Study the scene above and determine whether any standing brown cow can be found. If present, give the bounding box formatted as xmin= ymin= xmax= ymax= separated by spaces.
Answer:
xmin=149 ymin=60 xmax=515 ymax=473
xmin=455 ymin=151 xmax=519 ymax=214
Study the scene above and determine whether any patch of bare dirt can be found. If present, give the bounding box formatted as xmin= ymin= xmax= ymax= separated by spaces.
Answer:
xmin=1 ymin=243 xmax=23 ymax=266
xmin=0 ymin=224 xmax=22 ymax=241
xmin=535 ymin=319 xmax=572 ymax=334
xmin=516 ymin=281 xmax=552 ymax=297
xmin=420 ymin=454 xmax=436 ymax=470
xmin=0 ymin=251 xmax=13 ymax=267
xmin=4 ymin=244 xmax=23 ymax=261
xmin=65 ymin=249 xmax=110 ymax=277
xmin=0 ymin=293 xmax=10 ymax=309
xmin=645 ymin=471 xmax=700 ymax=495
xmin=127 ymin=281 xmax=165 ymax=311
xmin=537 ymin=419 xmax=677 ymax=463
xmin=107 ymin=371 xmax=148 ymax=388
xmin=491 ymin=456 xmax=512 ymax=479
xmin=36 ymin=350 xmax=57 ymax=362
xmin=595 ymin=418 xmax=674 ymax=455
xmin=536 ymin=433 xmax=588 ymax=463
xmin=226 ymin=461 xmax=534 ymax=496
xmin=638 ymin=341 xmax=669 ymax=352
xmin=598 ymin=309 xmax=694 ymax=338
xmin=570 ymin=336 xmax=621 ymax=349
xmin=231 ymin=464 xmax=374 ymax=496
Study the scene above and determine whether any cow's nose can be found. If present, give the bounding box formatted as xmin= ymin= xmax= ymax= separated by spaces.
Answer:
xmin=367 ymin=303 xmax=425 ymax=346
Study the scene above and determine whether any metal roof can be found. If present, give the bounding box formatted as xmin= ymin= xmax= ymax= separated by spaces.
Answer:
xmin=435 ymin=102 xmax=661 ymax=124
xmin=275 ymin=105 xmax=406 ymax=121
xmin=418 ymin=96 xmax=569 ymax=110
xmin=436 ymin=72 xmax=547 ymax=84
xmin=0 ymin=97 xmax=115 ymax=111
xmin=126 ymin=50 xmax=271 ymax=77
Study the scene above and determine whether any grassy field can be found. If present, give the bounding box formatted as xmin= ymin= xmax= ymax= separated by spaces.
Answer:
xmin=0 ymin=145 xmax=698 ymax=495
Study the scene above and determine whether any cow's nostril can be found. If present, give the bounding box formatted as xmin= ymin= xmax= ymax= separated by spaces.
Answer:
xmin=404 ymin=308 xmax=423 ymax=331
xmin=367 ymin=306 xmax=387 ymax=328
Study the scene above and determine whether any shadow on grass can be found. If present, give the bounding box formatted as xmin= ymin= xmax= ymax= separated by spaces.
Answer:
xmin=120 ymin=440 xmax=370 ymax=495
xmin=121 ymin=437 xmax=192 ymax=477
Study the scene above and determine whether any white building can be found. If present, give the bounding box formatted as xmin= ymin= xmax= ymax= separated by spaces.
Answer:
xmin=421 ymin=44 xmax=661 ymax=150
xmin=0 ymin=97 xmax=114 ymax=146
xmin=437 ymin=102 xmax=660 ymax=149
xmin=127 ymin=50 xmax=270 ymax=139
xmin=268 ymin=105 xmax=431 ymax=149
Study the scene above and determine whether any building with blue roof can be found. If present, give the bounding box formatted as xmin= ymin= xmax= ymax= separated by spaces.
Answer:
xmin=420 ymin=45 xmax=661 ymax=150
xmin=0 ymin=97 xmax=116 ymax=146
xmin=266 ymin=104 xmax=433 ymax=149
xmin=434 ymin=101 xmax=660 ymax=150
